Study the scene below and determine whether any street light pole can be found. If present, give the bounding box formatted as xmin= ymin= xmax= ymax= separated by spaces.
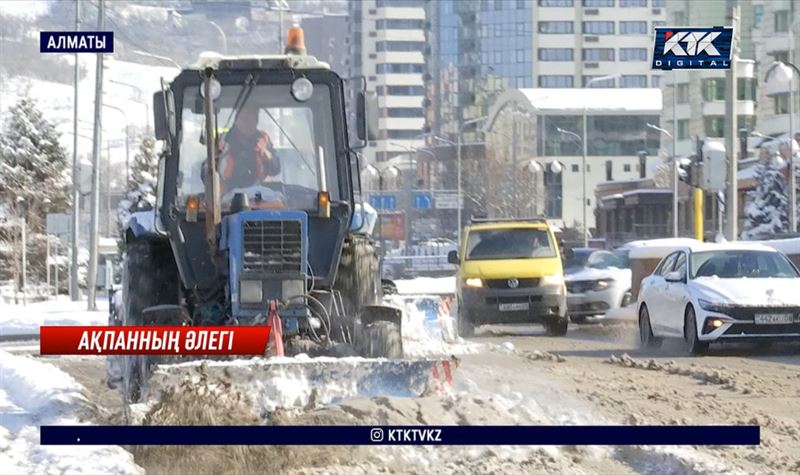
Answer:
xmin=456 ymin=117 xmax=487 ymax=248
xmin=87 ymin=0 xmax=105 ymax=311
xmin=647 ymin=123 xmax=677 ymax=237
xmin=109 ymin=79 xmax=150 ymax=131
xmin=70 ymin=0 xmax=81 ymax=302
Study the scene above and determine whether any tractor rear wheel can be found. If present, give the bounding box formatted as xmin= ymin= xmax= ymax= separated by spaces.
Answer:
xmin=332 ymin=234 xmax=380 ymax=343
xmin=119 ymin=239 xmax=179 ymax=414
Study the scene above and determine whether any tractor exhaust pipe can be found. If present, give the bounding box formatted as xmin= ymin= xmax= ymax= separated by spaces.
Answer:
xmin=203 ymin=68 xmax=221 ymax=249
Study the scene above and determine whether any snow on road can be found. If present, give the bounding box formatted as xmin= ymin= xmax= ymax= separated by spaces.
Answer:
xmin=0 ymin=350 xmax=142 ymax=474
xmin=0 ymin=297 xmax=108 ymax=337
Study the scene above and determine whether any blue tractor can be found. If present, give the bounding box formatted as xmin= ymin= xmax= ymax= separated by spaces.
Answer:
xmin=116 ymin=28 xmax=402 ymax=404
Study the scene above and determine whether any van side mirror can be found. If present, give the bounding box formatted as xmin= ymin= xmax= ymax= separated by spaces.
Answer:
xmin=356 ymin=91 xmax=379 ymax=143
xmin=447 ymin=250 xmax=459 ymax=265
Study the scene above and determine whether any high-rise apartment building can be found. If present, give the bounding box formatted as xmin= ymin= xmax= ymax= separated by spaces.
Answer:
xmin=347 ymin=0 xmax=427 ymax=163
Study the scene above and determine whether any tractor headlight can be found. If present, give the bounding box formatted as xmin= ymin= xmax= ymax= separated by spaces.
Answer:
xmin=240 ymin=280 xmax=263 ymax=304
xmin=291 ymin=77 xmax=314 ymax=102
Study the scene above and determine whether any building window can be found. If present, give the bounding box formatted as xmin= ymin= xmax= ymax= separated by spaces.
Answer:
xmin=620 ymin=0 xmax=645 ymax=6
xmin=516 ymin=22 xmax=525 ymax=35
xmin=384 ymin=108 xmax=424 ymax=118
xmin=571 ymin=164 xmax=579 ymax=172
xmin=738 ymin=115 xmax=756 ymax=132
xmin=375 ymin=19 xmax=425 ymax=30
xmin=538 ymin=48 xmax=574 ymax=61
xmin=619 ymin=21 xmax=648 ymax=35
xmin=738 ymin=77 xmax=757 ymax=101
xmin=620 ymin=75 xmax=647 ymax=88
xmin=702 ymin=78 xmax=725 ymax=101
xmin=652 ymin=0 xmax=665 ymax=6
xmin=704 ymin=116 xmax=725 ymax=138
xmin=583 ymin=0 xmax=614 ymax=6
xmin=376 ymin=63 xmax=424 ymax=74
xmin=383 ymin=85 xmax=425 ymax=95
xmin=775 ymin=94 xmax=790 ymax=114
xmin=538 ymin=21 xmax=574 ymax=34
xmin=376 ymin=41 xmax=425 ymax=52
xmin=517 ymin=0 xmax=530 ymax=8
xmin=775 ymin=10 xmax=790 ymax=33
xmin=582 ymin=48 xmax=615 ymax=61
xmin=677 ymin=119 xmax=689 ymax=140
xmin=583 ymin=75 xmax=615 ymax=87
xmin=582 ymin=21 xmax=615 ymax=35
xmin=623 ymin=163 xmax=631 ymax=172
xmin=494 ymin=51 xmax=502 ymax=63
xmin=619 ymin=48 xmax=647 ymax=61
xmin=605 ymin=160 xmax=613 ymax=181
xmin=539 ymin=0 xmax=573 ymax=5
xmin=388 ymin=130 xmax=423 ymax=139
xmin=495 ymin=0 xmax=503 ymax=10
xmin=676 ymin=83 xmax=689 ymax=103
xmin=495 ymin=24 xmax=503 ymax=37
xmin=516 ymin=49 xmax=525 ymax=62
xmin=651 ymin=76 xmax=661 ymax=88
xmin=753 ymin=5 xmax=764 ymax=28
xmin=539 ymin=75 xmax=574 ymax=87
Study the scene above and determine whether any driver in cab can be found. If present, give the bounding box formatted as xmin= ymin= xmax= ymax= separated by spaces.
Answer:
xmin=217 ymin=104 xmax=281 ymax=194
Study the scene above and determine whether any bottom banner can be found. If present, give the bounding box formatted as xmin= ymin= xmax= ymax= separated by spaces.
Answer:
xmin=41 ymin=425 xmax=760 ymax=446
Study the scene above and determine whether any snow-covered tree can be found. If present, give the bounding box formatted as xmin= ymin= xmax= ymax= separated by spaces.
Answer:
xmin=116 ymin=135 xmax=159 ymax=243
xmin=0 ymin=96 xmax=71 ymax=288
xmin=742 ymin=152 xmax=789 ymax=240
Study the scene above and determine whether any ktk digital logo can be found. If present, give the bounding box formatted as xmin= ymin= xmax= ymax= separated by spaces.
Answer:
xmin=652 ymin=27 xmax=733 ymax=70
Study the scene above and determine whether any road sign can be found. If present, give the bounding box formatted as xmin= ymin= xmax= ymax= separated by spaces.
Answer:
xmin=46 ymin=213 xmax=71 ymax=238
xmin=369 ymin=193 xmax=396 ymax=210
xmin=435 ymin=192 xmax=461 ymax=210
xmin=413 ymin=192 xmax=432 ymax=209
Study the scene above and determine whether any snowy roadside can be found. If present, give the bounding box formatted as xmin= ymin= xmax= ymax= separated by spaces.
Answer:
xmin=0 ymin=297 xmax=108 ymax=337
xmin=0 ymin=350 xmax=141 ymax=474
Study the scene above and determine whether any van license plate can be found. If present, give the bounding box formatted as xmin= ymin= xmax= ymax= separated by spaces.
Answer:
xmin=499 ymin=303 xmax=529 ymax=312
xmin=754 ymin=313 xmax=794 ymax=324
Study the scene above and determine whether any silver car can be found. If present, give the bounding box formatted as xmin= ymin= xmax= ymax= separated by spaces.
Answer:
xmin=565 ymin=248 xmax=632 ymax=323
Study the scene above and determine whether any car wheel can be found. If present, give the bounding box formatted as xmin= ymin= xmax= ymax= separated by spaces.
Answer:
xmin=545 ymin=317 xmax=568 ymax=336
xmin=684 ymin=306 xmax=708 ymax=355
xmin=457 ymin=308 xmax=475 ymax=338
xmin=638 ymin=304 xmax=662 ymax=349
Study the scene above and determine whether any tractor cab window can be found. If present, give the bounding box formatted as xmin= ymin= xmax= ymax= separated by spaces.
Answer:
xmin=178 ymin=82 xmax=338 ymax=212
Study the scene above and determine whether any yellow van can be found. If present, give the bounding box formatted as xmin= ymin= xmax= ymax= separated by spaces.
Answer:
xmin=447 ymin=218 xmax=567 ymax=337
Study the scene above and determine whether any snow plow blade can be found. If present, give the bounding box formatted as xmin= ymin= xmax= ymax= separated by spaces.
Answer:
xmin=147 ymin=356 xmax=460 ymax=409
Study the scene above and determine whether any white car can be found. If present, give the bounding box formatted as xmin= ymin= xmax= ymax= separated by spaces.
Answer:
xmin=638 ymin=242 xmax=800 ymax=354
xmin=565 ymin=248 xmax=632 ymax=322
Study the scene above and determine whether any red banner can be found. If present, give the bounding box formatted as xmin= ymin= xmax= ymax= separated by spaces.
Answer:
xmin=39 ymin=326 xmax=271 ymax=355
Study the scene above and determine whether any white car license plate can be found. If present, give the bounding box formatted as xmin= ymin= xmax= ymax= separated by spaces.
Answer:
xmin=499 ymin=303 xmax=529 ymax=312
xmin=754 ymin=313 xmax=794 ymax=325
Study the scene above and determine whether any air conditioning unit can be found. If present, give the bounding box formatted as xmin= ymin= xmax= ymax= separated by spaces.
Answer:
xmin=584 ymin=36 xmax=599 ymax=42
xmin=368 ymin=31 xmax=376 ymax=37
xmin=652 ymin=8 xmax=662 ymax=14
xmin=584 ymin=62 xmax=599 ymax=69
xmin=584 ymin=8 xmax=599 ymax=15
xmin=369 ymin=53 xmax=376 ymax=59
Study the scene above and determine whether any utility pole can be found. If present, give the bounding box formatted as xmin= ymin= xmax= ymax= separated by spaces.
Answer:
xmin=672 ymin=74 xmax=679 ymax=237
xmin=581 ymin=107 xmax=588 ymax=247
xmin=725 ymin=5 xmax=740 ymax=241
xmin=87 ymin=0 xmax=105 ymax=310
xmin=512 ymin=115 xmax=518 ymax=217
xmin=70 ymin=0 xmax=81 ymax=301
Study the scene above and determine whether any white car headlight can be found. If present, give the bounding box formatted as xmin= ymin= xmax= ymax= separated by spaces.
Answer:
xmin=594 ymin=279 xmax=614 ymax=291
xmin=698 ymin=298 xmax=732 ymax=312
xmin=240 ymin=280 xmax=263 ymax=304
xmin=464 ymin=277 xmax=483 ymax=288
xmin=541 ymin=274 xmax=564 ymax=286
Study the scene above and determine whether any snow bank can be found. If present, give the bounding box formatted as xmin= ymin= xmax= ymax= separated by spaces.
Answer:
xmin=627 ymin=238 xmax=700 ymax=260
xmin=388 ymin=295 xmax=481 ymax=358
xmin=0 ymin=298 xmax=108 ymax=336
xmin=0 ymin=351 xmax=142 ymax=474
xmin=393 ymin=276 xmax=455 ymax=295
xmin=758 ymin=237 xmax=800 ymax=256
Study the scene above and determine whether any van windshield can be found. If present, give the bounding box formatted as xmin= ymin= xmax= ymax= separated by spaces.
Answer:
xmin=466 ymin=229 xmax=556 ymax=260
